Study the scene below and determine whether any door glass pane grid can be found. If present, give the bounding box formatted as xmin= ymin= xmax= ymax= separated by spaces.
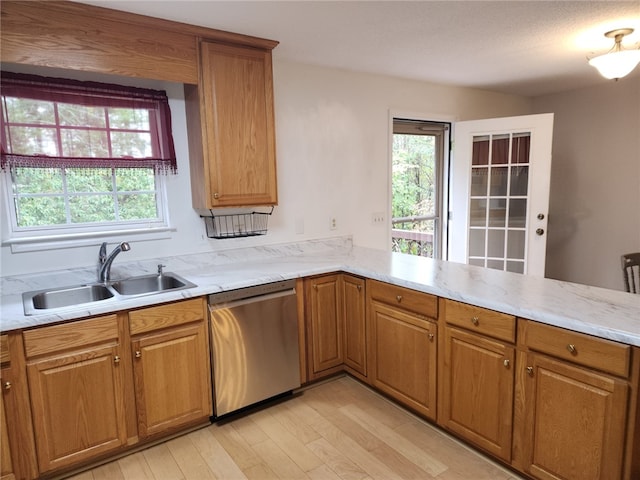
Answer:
xmin=468 ymin=132 xmax=531 ymax=272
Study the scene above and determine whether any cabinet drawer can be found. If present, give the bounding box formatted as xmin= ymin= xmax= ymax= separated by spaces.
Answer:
xmin=442 ymin=299 xmax=516 ymax=343
xmin=521 ymin=320 xmax=631 ymax=378
xmin=23 ymin=315 xmax=119 ymax=358
xmin=129 ymin=298 xmax=204 ymax=335
xmin=368 ymin=280 xmax=437 ymax=319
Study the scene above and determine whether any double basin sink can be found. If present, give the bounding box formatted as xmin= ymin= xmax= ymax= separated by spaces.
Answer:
xmin=22 ymin=272 xmax=196 ymax=315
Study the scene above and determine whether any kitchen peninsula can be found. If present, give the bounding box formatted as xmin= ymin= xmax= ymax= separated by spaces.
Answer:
xmin=1 ymin=238 xmax=639 ymax=480
xmin=2 ymin=238 xmax=638 ymax=343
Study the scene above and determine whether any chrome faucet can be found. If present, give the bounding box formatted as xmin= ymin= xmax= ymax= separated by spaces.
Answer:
xmin=98 ymin=242 xmax=131 ymax=282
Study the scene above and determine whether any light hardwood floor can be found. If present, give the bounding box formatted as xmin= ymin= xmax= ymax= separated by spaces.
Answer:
xmin=67 ymin=376 xmax=523 ymax=480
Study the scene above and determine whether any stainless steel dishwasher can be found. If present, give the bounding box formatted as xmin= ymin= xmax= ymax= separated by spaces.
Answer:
xmin=208 ymin=279 xmax=300 ymax=417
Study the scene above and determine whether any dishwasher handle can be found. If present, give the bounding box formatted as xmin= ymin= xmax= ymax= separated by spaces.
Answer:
xmin=208 ymin=287 xmax=296 ymax=311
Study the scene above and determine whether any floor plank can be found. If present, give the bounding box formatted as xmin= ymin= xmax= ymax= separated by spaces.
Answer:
xmin=65 ymin=376 xmax=523 ymax=480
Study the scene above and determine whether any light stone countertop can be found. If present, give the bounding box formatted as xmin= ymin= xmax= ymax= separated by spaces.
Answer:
xmin=1 ymin=237 xmax=639 ymax=346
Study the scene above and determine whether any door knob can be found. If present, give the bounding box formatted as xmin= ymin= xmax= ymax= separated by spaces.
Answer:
xmin=536 ymin=228 xmax=544 ymax=236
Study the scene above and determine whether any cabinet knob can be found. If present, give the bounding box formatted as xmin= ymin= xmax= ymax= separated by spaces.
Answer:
xmin=313 ymin=284 xmax=318 ymax=290
xmin=471 ymin=316 xmax=480 ymax=326
xmin=357 ymin=284 xmax=362 ymax=291
xmin=503 ymin=359 xmax=510 ymax=368
xmin=526 ymin=366 xmax=534 ymax=377
xmin=428 ymin=333 xmax=435 ymax=341
xmin=135 ymin=351 xmax=142 ymax=358
xmin=3 ymin=381 xmax=11 ymax=391
xmin=114 ymin=355 xmax=121 ymax=364
xmin=536 ymin=228 xmax=545 ymax=236
xmin=396 ymin=295 xmax=402 ymax=303
xmin=566 ymin=344 xmax=577 ymax=355
xmin=213 ymin=193 xmax=219 ymax=199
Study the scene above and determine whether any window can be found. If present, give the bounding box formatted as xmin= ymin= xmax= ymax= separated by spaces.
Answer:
xmin=1 ymin=71 xmax=176 ymax=248
xmin=391 ymin=118 xmax=449 ymax=259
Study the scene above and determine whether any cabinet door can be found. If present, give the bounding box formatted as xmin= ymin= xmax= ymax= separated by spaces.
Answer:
xmin=369 ymin=301 xmax=437 ymax=420
xmin=307 ymin=275 xmax=343 ymax=378
xmin=131 ymin=321 xmax=212 ymax=438
xmin=198 ymin=41 xmax=277 ymax=207
xmin=518 ymin=353 xmax=628 ymax=480
xmin=439 ymin=326 xmax=514 ymax=461
xmin=342 ymin=275 xmax=366 ymax=378
xmin=1 ymin=368 xmax=15 ymax=480
xmin=27 ymin=345 xmax=127 ymax=473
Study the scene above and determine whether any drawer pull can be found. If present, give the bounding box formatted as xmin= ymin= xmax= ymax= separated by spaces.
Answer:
xmin=396 ymin=295 xmax=402 ymax=303
xmin=3 ymin=381 xmax=11 ymax=391
xmin=503 ymin=359 xmax=510 ymax=368
xmin=114 ymin=355 xmax=121 ymax=364
xmin=526 ymin=366 xmax=534 ymax=377
xmin=471 ymin=316 xmax=480 ymax=326
xmin=135 ymin=351 xmax=142 ymax=358
xmin=567 ymin=344 xmax=577 ymax=355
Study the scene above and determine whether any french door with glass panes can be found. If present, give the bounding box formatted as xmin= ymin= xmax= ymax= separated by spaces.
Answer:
xmin=449 ymin=114 xmax=553 ymax=276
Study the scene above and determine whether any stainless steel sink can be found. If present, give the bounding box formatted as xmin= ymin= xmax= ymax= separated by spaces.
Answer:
xmin=27 ymin=284 xmax=115 ymax=312
xmin=22 ymin=272 xmax=196 ymax=315
xmin=111 ymin=273 xmax=195 ymax=296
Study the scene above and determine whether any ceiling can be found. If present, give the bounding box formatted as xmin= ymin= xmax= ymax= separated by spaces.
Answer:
xmin=78 ymin=1 xmax=640 ymax=97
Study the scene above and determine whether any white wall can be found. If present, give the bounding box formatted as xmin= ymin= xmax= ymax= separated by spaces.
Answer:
xmin=0 ymin=61 xmax=531 ymax=277
xmin=533 ymin=74 xmax=640 ymax=291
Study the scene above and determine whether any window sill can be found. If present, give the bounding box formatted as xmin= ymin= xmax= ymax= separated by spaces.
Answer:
xmin=3 ymin=226 xmax=176 ymax=253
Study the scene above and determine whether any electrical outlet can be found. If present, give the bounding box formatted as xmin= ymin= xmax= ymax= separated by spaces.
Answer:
xmin=330 ymin=217 xmax=337 ymax=230
xmin=372 ymin=212 xmax=385 ymax=224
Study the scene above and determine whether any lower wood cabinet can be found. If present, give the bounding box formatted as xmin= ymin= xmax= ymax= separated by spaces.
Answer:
xmin=23 ymin=315 xmax=127 ymax=473
xmin=305 ymin=273 xmax=367 ymax=381
xmin=128 ymin=298 xmax=212 ymax=439
xmin=1 ymin=334 xmax=37 ymax=480
xmin=305 ymin=274 xmax=343 ymax=380
xmin=513 ymin=319 xmax=637 ymax=480
xmin=342 ymin=274 xmax=367 ymax=379
xmin=438 ymin=299 xmax=516 ymax=462
xmin=367 ymin=280 xmax=438 ymax=420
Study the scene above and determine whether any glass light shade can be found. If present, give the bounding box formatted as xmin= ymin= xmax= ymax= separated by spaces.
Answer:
xmin=589 ymin=49 xmax=640 ymax=79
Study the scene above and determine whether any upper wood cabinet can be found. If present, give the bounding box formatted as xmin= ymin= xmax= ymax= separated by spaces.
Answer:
xmin=185 ymin=40 xmax=278 ymax=208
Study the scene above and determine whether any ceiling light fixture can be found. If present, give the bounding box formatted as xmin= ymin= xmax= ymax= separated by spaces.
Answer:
xmin=588 ymin=28 xmax=640 ymax=80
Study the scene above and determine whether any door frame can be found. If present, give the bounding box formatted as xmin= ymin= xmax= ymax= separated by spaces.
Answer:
xmin=388 ymin=110 xmax=454 ymax=257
